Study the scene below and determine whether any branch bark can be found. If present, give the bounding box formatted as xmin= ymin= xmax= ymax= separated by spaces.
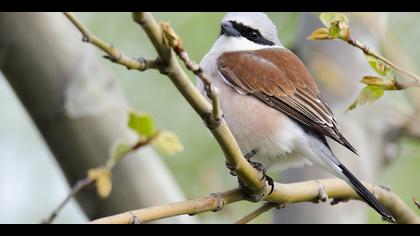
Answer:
xmin=91 ymin=179 xmax=420 ymax=224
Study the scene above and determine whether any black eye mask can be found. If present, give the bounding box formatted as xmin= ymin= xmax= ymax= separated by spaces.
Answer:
xmin=226 ymin=21 xmax=275 ymax=46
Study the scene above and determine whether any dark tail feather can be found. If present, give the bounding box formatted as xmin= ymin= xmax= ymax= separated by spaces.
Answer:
xmin=338 ymin=164 xmax=396 ymax=222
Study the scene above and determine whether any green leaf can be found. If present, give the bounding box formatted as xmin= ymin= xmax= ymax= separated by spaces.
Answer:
xmin=365 ymin=55 xmax=392 ymax=77
xmin=307 ymin=28 xmax=330 ymax=40
xmin=88 ymin=167 xmax=112 ymax=199
xmin=329 ymin=21 xmax=341 ymax=39
xmin=152 ymin=130 xmax=183 ymax=156
xmin=320 ymin=12 xmax=349 ymax=28
xmin=319 ymin=12 xmax=350 ymax=40
xmin=347 ymin=86 xmax=384 ymax=111
xmin=128 ymin=110 xmax=156 ymax=138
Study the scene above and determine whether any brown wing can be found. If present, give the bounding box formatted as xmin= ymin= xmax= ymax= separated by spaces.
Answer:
xmin=217 ymin=48 xmax=358 ymax=155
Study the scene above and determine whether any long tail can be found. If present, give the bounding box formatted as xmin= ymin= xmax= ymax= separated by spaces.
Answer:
xmin=338 ymin=164 xmax=396 ymax=222
xmin=305 ymin=129 xmax=396 ymax=222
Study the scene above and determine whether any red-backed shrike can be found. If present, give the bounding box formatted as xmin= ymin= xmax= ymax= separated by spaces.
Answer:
xmin=198 ymin=12 xmax=394 ymax=222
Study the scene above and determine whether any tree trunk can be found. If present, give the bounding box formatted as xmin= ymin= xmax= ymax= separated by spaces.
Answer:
xmin=0 ymin=12 xmax=197 ymax=223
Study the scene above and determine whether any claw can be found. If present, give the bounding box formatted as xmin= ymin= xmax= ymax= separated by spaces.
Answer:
xmin=129 ymin=212 xmax=141 ymax=224
xmin=265 ymin=175 xmax=275 ymax=195
xmin=225 ymin=162 xmax=237 ymax=176
xmin=314 ymin=180 xmax=328 ymax=203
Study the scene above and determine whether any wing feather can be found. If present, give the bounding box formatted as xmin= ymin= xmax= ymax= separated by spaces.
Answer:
xmin=217 ymin=48 xmax=358 ymax=154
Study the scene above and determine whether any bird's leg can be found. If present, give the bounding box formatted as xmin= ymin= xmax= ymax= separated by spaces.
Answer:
xmin=240 ymin=149 xmax=275 ymax=198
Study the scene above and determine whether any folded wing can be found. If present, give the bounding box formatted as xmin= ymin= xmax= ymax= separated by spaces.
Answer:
xmin=217 ymin=48 xmax=358 ymax=155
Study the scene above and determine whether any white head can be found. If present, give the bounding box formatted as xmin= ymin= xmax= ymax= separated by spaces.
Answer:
xmin=208 ymin=12 xmax=283 ymax=54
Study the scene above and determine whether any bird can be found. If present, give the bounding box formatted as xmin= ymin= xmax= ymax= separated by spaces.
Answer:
xmin=197 ymin=12 xmax=395 ymax=222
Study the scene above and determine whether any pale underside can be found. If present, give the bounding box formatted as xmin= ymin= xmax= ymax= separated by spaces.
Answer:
xmin=199 ymin=51 xmax=313 ymax=171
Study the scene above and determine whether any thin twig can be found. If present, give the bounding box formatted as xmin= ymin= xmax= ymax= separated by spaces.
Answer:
xmin=105 ymin=131 xmax=160 ymax=169
xmin=44 ymin=122 xmax=158 ymax=224
xmin=234 ymin=202 xmax=277 ymax=224
xmin=347 ymin=37 xmax=420 ymax=89
xmin=160 ymin=22 xmax=223 ymax=129
xmin=63 ymin=12 xmax=158 ymax=71
xmin=42 ymin=178 xmax=93 ymax=224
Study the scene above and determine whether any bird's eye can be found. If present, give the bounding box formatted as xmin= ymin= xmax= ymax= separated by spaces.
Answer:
xmin=250 ymin=31 xmax=259 ymax=39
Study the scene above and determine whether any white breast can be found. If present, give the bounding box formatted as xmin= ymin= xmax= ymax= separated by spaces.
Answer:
xmin=198 ymin=52 xmax=312 ymax=171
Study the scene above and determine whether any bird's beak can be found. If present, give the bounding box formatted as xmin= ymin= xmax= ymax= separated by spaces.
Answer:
xmin=221 ymin=21 xmax=240 ymax=37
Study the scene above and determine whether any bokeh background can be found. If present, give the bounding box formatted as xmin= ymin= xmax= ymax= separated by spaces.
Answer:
xmin=0 ymin=12 xmax=419 ymax=224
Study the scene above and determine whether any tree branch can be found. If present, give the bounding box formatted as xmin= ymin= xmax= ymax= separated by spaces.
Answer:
xmin=234 ymin=202 xmax=278 ymax=224
xmin=90 ymin=179 xmax=420 ymax=224
xmin=131 ymin=12 xmax=268 ymax=197
xmin=90 ymin=188 xmax=244 ymax=224
xmin=42 ymin=178 xmax=93 ymax=224
xmin=347 ymin=37 xmax=420 ymax=88
xmin=63 ymin=12 xmax=158 ymax=71
xmin=160 ymin=22 xmax=222 ymax=128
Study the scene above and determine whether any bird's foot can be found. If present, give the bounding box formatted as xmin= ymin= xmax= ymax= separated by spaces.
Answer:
xmin=225 ymin=161 xmax=237 ymax=176
xmin=238 ymin=149 xmax=275 ymax=201
xmin=225 ymin=149 xmax=258 ymax=177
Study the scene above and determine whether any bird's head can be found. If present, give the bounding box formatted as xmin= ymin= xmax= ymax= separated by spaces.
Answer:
xmin=209 ymin=12 xmax=283 ymax=54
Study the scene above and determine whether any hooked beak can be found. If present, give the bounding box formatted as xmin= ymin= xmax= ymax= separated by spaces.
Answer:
xmin=220 ymin=21 xmax=240 ymax=37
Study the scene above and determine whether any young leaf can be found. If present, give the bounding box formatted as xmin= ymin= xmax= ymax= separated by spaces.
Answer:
xmin=161 ymin=22 xmax=182 ymax=49
xmin=88 ymin=167 xmax=112 ymax=199
xmin=307 ymin=28 xmax=330 ymax=40
xmin=347 ymin=86 xmax=385 ymax=111
xmin=128 ymin=110 xmax=156 ymax=138
xmin=360 ymin=76 xmax=399 ymax=90
xmin=365 ymin=55 xmax=392 ymax=76
xmin=319 ymin=12 xmax=350 ymax=41
xmin=320 ymin=12 xmax=349 ymax=28
xmin=152 ymin=130 xmax=183 ymax=156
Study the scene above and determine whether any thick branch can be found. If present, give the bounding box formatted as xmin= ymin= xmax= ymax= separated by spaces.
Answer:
xmin=91 ymin=179 xmax=420 ymax=224
xmin=132 ymin=12 xmax=267 ymax=196
xmin=91 ymin=188 xmax=244 ymax=224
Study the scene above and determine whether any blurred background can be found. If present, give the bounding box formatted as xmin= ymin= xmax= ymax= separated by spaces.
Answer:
xmin=0 ymin=12 xmax=419 ymax=224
